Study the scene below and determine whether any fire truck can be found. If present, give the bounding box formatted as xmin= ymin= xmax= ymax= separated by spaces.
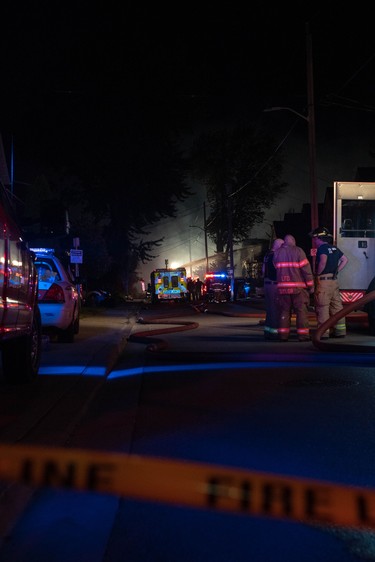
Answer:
xmin=333 ymin=181 xmax=375 ymax=303
xmin=150 ymin=268 xmax=188 ymax=302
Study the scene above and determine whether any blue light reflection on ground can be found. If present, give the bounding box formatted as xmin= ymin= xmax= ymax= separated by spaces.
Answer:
xmin=107 ymin=353 xmax=375 ymax=380
xmin=39 ymin=366 xmax=107 ymax=376
xmin=39 ymin=352 xmax=375 ymax=378
xmin=108 ymin=363 xmax=299 ymax=380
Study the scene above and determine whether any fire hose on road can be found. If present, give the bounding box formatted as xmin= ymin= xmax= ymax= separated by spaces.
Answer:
xmin=128 ymin=317 xmax=199 ymax=351
xmin=127 ymin=291 xmax=375 ymax=354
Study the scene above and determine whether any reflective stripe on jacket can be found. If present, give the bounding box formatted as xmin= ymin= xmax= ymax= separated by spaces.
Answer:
xmin=274 ymin=246 xmax=314 ymax=293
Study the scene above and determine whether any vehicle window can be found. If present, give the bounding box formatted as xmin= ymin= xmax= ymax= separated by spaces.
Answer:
xmin=9 ymin=240 xmax=22 ymax=288
xmin=35 ymin=259 xmax=61 ymax=282
xmin=341 ymin=199 xmax=375 ymax=237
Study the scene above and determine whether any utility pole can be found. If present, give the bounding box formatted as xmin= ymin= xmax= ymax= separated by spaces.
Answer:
xmin=306 ymin=22 xmax=318 ymax=274
xmin=226 ymin=183 xmax=235 ymax=301
xmin=263 ymin=25 xmax=318 ymax=236
xmin=306 ymin=22 xmax=318 ymax=232
xmin=10 ymin=135 xmax=14 ymax=194
xmin=188 ymin=237 xmax=192 ymax=277
xmin=264 ymin=26 xmax=318 ymax=273
xmin=189 ymin=201 xmax=209 ymax=275
xmin=203 ymin=201 xmax=209 ymax=273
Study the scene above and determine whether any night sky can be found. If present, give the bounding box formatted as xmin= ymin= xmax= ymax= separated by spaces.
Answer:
xmin=2 ymin=5 xmax=374 ymax=167
xmin=1 ymin=4 xmax=375 ymax=274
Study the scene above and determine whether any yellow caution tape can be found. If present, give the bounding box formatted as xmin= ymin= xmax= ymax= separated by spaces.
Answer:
xmin=0 ymin=443 xmax=374 ymax=530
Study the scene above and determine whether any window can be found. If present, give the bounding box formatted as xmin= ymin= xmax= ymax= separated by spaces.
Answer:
xmin=341 ymin=200 xmax=375 ymax=237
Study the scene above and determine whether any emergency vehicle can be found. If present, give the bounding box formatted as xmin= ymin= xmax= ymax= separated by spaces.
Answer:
xmin=333 ymin=181 xmax=375 ymax=303
xmin=150 ymin=268 xmax=188 ymax=302
xmin=204 ymin=272 xmax=232 ymax=302
xmin=0 ymin=181 xmax=42 ymax=383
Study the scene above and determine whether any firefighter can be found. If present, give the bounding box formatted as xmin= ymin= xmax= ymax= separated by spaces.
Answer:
xmin=262 ymin=238 xmax=284 ymax=340
xmin=273 ymin=234 xmax=314 ymax=342
xmin=194 ymin=277 xmax=204 ymax=302
xmin=187 ymin=277 xmax=195 ymax=302
xmin=310 ymin=226 xmax=348 ymax=339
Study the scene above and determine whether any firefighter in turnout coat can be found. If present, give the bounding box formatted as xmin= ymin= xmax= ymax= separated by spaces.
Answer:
xmin=273 ymin=234 xmax=314 ymax=342
xmin=262 ymin=238 xmax=284 ymax=340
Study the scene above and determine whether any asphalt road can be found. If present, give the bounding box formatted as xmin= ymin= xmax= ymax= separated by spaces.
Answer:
xmin=0 ymin=299 xmax=375 ymax=561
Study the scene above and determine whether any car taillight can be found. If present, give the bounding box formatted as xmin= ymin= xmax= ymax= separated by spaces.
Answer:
xmin=42 ymin=283 xmax=65 ymax=303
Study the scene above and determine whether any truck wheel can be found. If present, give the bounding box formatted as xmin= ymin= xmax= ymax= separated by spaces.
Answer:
xmin=2 ymin=306 xmax=42 ymax=384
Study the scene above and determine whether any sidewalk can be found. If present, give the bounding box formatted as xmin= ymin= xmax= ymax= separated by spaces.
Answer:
xmin=40 ymin=304 xmax=141 ymax=376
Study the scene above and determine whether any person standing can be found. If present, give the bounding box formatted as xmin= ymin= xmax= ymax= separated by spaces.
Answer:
xmin=194 ymin=277 xmax=204 ymax=302
xmin=273 ymin=234 xmax=314 ymax=342
xmin=310 ymin=226 xmax=348 ymax=339
xmin=262 ymin=238 xmax=284 ymax=340
xmin=187 ymin=277 xmax=195 ymax=302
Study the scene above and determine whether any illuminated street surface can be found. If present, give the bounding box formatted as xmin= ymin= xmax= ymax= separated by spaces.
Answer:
xmin=0 ymin=302 xmax=375 ymax=561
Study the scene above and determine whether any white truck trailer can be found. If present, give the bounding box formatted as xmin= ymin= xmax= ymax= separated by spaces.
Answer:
xmin=333 ymin=181 xmax=375 ymax=303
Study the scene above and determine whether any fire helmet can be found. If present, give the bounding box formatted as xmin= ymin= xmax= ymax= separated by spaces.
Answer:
xmin=309 ymin=226 xmax=332 ymax=238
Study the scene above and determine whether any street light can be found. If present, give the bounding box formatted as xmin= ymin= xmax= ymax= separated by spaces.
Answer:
xmin=263 ymin=106 xmax=308 ymax=122
xmin=263 ymin=24 xmax=318 ymax=233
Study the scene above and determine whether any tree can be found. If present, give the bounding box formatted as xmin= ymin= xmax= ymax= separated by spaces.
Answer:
xmin=188 ymin=126 xmax=287 ymax=265
xmin=10 ymin=92 xmax=195 ymax=296
xmin=15 ymin=171 xmax=112 ymax=285
xmin=85 ymin=124 xmax=193 ymax=295
xmin=13 ymin=126 xmax=193 ymax=297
